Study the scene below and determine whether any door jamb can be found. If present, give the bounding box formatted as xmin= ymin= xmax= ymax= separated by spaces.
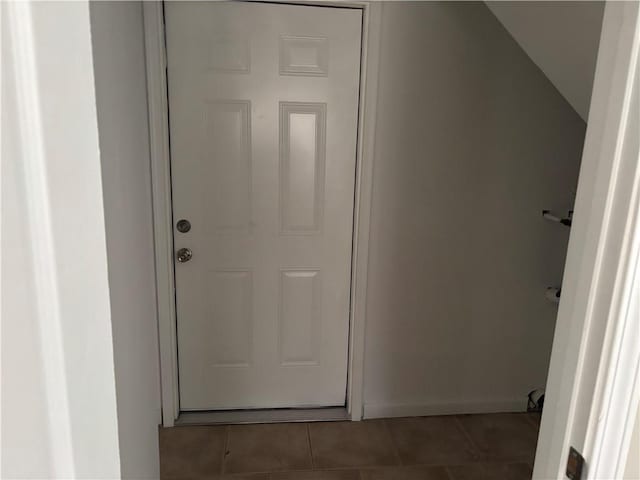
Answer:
xmin=143 ymin=1 xmax=179 ymax=426
xmin=532 ymin=2 xmax=640 ymax=478
xmin=143 ymin=1 xmax=382 ymax=427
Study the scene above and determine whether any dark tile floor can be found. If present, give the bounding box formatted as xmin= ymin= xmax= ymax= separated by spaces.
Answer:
xmin=159 ymin=413 xmax=541 ymax=480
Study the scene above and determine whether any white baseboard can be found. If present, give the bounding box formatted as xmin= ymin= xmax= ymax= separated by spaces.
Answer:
xmin=363 ymin=398 xmax=528 ymax=419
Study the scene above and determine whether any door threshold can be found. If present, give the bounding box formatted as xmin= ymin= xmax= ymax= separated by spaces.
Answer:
xmin=175 ymin=406 xmax=349 ymax=425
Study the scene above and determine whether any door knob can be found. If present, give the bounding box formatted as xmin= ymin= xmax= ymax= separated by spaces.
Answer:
xmin=176 ymin=247 xmax=192 ymax=263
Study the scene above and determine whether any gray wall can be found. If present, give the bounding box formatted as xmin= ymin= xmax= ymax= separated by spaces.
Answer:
xmin=486 ymin=1 xmax=604 ymax=121
xmin=90 ymin=2 xmax=161 ymax=477
xmin=363 ymin=2 xmax=587 ymax=417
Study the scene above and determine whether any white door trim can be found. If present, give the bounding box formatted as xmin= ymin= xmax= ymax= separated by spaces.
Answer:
xmin=143 ymin=1 xmax=381 ymax=427
xmin=143 ymin=2 xmax=180 ymax=426
xmin=5 ymin=1 xmax=122 ymax=475
xmin=533 ymin=1 xmax=640 ymax=478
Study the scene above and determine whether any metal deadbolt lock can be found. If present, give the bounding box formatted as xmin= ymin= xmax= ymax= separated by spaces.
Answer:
xmin=176 ymin=247 xmax=192 ymax=263
xmin=176 ymin=219 xmax=191 ymax=233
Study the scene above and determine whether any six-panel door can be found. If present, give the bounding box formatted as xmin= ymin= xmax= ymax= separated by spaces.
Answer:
xmin=165 ymin=2 xmax=362 ymax=410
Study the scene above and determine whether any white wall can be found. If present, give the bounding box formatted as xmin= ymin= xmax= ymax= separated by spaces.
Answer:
xmin=486 ymin=1 xmax=604 ymax=121
xmin=2 ymin=8 xmax=54 ymax=474
xmin=1 ymin=1 xmax=121 ymax=477
xmin=89 ymin=2 xmax=161 ymax=478
xmin=363 ymin=2 xmax=587 ymax=418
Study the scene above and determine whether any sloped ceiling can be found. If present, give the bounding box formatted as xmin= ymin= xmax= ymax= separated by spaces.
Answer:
xmin=486 ymin=1 xmax=605 ymax=121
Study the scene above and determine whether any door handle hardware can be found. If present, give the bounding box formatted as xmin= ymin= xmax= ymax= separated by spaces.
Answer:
xmin=176 ymin=219 xmax=191 ymax=233
xmin=176 ymin=248 xmax=192 ymax=263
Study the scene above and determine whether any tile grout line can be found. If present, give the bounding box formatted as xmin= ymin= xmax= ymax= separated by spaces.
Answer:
xmin=452 ymin=415 xmax=482 ymax=461
xmin=221 ymin=425 xmax=229 ymax=475
xmin=306 ymin=422 xmax=315 ymax=470
xmin=524 ymin=412 xmax=542 ymax=433
xmin=382 ymin=418 xmax=403 ymax=466
xmin=443 ymin=465 xmax=457 ymax=480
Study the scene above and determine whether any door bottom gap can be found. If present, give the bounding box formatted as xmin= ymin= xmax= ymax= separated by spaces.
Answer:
xmin=174 ymin=406 xmax=349 ymax=425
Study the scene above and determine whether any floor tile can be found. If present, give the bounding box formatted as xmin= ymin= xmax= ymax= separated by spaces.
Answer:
xmin=224 ymin=423 xmax=312 ymax=474
xmin=446 ymin=462 xmax=532 ymax=480
xmin=360 ymin=465 xmax=451 ymax=479
xmin=271 ymin=470 xmax=360 ymax=480
xmin=456 ymin=414 xmax=538 ymax=463
xmin=159 ymin=425 xmax=226 ymax=479
xmin=525 ymin=413 xmax=541 ymax=430
xmin=386 ymin=416 xmax=478 ymax=466
xmin=215 ymin=475 xmax=270 ymax=480
xmin=309 ymin=421 xmax=399 ymax=468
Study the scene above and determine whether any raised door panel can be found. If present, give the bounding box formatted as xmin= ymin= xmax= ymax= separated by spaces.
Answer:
xmin=279 ymin=269 xmax=321 ymax=366
xmin=279 ymin=102 xmax=326 ymax=234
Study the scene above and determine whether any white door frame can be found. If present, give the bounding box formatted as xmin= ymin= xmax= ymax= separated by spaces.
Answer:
xmin=143 ymin=0 xmax=382 ymax=427
xmin=533 ymin=1 xmax=640 ymax=478
xmin=5 ymin=1 xmax=122 ymax=476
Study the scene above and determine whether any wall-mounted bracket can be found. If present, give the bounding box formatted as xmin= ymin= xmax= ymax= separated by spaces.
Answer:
xmin=542 ymin=209 xmax=572 ymax=227
xmin=545 ymin=287 xmax=561 ymax=304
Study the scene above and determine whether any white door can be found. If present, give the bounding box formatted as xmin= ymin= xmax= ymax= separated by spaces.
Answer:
xmin=165 ymin=2 xmax=362 ymax=410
